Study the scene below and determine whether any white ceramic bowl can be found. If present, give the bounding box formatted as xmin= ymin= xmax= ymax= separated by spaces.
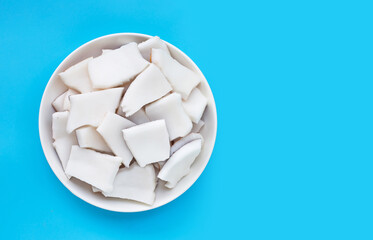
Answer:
xmin=39 ymin=33 xmax=217 ymax=212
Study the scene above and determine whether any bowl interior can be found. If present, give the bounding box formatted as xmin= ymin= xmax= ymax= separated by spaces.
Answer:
xmin=39 ymin=33 xmax=217 ymax=212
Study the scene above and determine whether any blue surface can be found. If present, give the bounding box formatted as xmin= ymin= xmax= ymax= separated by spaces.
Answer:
xmin=1 ymin=0 xmax=372 ymax=239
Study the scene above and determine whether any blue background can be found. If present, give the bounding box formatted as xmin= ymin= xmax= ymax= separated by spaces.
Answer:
xmin=1 ymin=0 xmax=372 ymax=239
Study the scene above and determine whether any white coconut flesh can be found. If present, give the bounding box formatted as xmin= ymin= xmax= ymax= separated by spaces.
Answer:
xmin=65 ymin=145 xmax=122 ymax=192
xmin=170 ymin=133 xmax=204 ymax=155
xmin=182 ymin=88 xmax=207 ymax=123
xmin=121 ymin=63 xmax=172 ymax=117
xmin=76 ymin=126 xmax=112 ymax=153
xmin=102 ymin=163 xmax=156 ymax=205
xmin=88 ymin=42 xmax=149 ymax=89
xmin=145 ymin=93 xmax=192 ymax=141
xmin=151 ymin=48 xmax=201 ymax=100
xmin=52 ymin=111 xmax=78 ymax=170
xmin=122 ymin=120 xmax=170 ymax=167
xmin=66 ymin=87 xmax=123 ymax=133
xmin=59 ymin=57 xmax=93 ymax=93
xmin=138 ymin=36 xmax=170 ymax=61
xmin=97 ymin=112 xmax=136 ymax=167
xmin=158 ymin=139 xmax=202 ymax=188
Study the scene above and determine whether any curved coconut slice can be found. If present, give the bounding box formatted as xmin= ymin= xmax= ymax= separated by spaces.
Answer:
xmin=62 ymin=89 xmax=78 ymax=111
xmin=145 ymin=93 xmax=192 ymax=140
xmin=121 ymin=64 xmax=172 ymax=116
xmin=66 ymin=87 xmax=123 ymax=133
xmin=191 ymin=120 xmax=205 ymax=133
xmin=65 ymin=145 xmax=122 ymax=192
xmin=52 ymin=111 xmax=78 ymax=170
xmin=170 ymin=133 xmax=203 ymax=155
xmin=122 ymin=120 xmax=170 ymax=167
xmin=138 ymin=36 xmax=170 ymax=61
xmin=151 ymin=48 xmax=201 ymax=99
xmin=76 ymin=126 xmax=112 ymax=153
xmin=59 ymin=57 xmax=93 ymax=93
xmin=182 ymin=88 xmax=207 ymax=123
xmin=102 ymin=163 xmax=156 ymax=205
xmin=97 ymin=112 xmax=136 ymax=167
xmin=158 ymin=139 xmax=202 ymax=188
xmin=88 ymin=42 xmax=149 ymax=89
xmin=52 ymin=91 xmax=67 ymax=112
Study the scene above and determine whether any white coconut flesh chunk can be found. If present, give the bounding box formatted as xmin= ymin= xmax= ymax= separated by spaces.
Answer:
xmin=52 ymin=91 xmax=67 ymax=112
xmin=121 ymin=64 xmax=172 ymax=117
xmin=65 ymin=145 xmax=122 ymax=192
xmin=191 ymin=120 xmax=205 ymax=133
xmin=170 ymin=133 xmax=203 ymax=155
xmin=102 ymin=163 xmax=156 ymax=205
xmin=76 ymin=126 xmax=112 ymax=153
xmin=59 ymin=57 xmax=93 ymax=93
xmin=151 ymin=48 xmax=201 ymax=100
xmin=88 ymin=42 xmax=149 ymax=89
xmin=97 ymin=112 xmax=136 ymax=167
xmin=145 ymin=93 xmax=192 ymax=141
xmin=158 ymin=139 xmax=202 ymax=188
xmin=182 ymin=88 xmax=207 ymax=123
xmin=138 ymin=36 xmax=170 ymax=61
xmin=52 ymin=111 xmax=78 ymax=170
xmin=122 ymin=120 xmax=170 ymax=167
xmin=66 ymin=87 xmax=123 ymax=133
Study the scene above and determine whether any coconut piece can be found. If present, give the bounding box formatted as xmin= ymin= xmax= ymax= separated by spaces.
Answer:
xmin=52 ymin=91 xmax=67 ymax=112
xmin=76 ymin=126 xmax=112 ymax=153
xmin=66 ymin=87 xmax=123 ymax=133
xmin=120 ymin=64 xmax=172 ymax=116
xmin=52 ymin=111 xmax=78 ymax=170
xmin=102 ymin=163 xmax=156 ymax=205
xmin=62 ymin=89 xmax=78 ymax=111
xmin=59 ymin=57 xmax=93 ymax=93
xmin=182 ymin=88 xmax=207 ymax=123
xmin=170 ymin=133 xmax=203 ymax=155
xmin=151 ymin=48 xmax=200 ymax=99
xmin=88 ymin=43 xmax=149 ymax=89
xmin=191 ymin=120 xmax=205 ymax=133
xmin=145 ymin=93 xmax=192 ymax=140
xmin=122 ymin=120 xmax=170 ymax=167
xmin=65 ymin=145 xmax=122 ymax=192
xmin=158 ymin=139 xmax=202 ymax=188
xmin=97 ymin=112 xmax=135 ymax=167
xmin=138 ymin=36 xmax=170 ymax=61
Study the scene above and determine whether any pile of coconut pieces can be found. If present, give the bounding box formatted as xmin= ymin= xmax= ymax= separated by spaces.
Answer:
xmin=51 ymin=37 xmax=207 ymax=205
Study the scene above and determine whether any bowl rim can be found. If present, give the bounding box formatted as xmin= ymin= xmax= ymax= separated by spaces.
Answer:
xmin=39 ymin=33 xmax=217 ymax=212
